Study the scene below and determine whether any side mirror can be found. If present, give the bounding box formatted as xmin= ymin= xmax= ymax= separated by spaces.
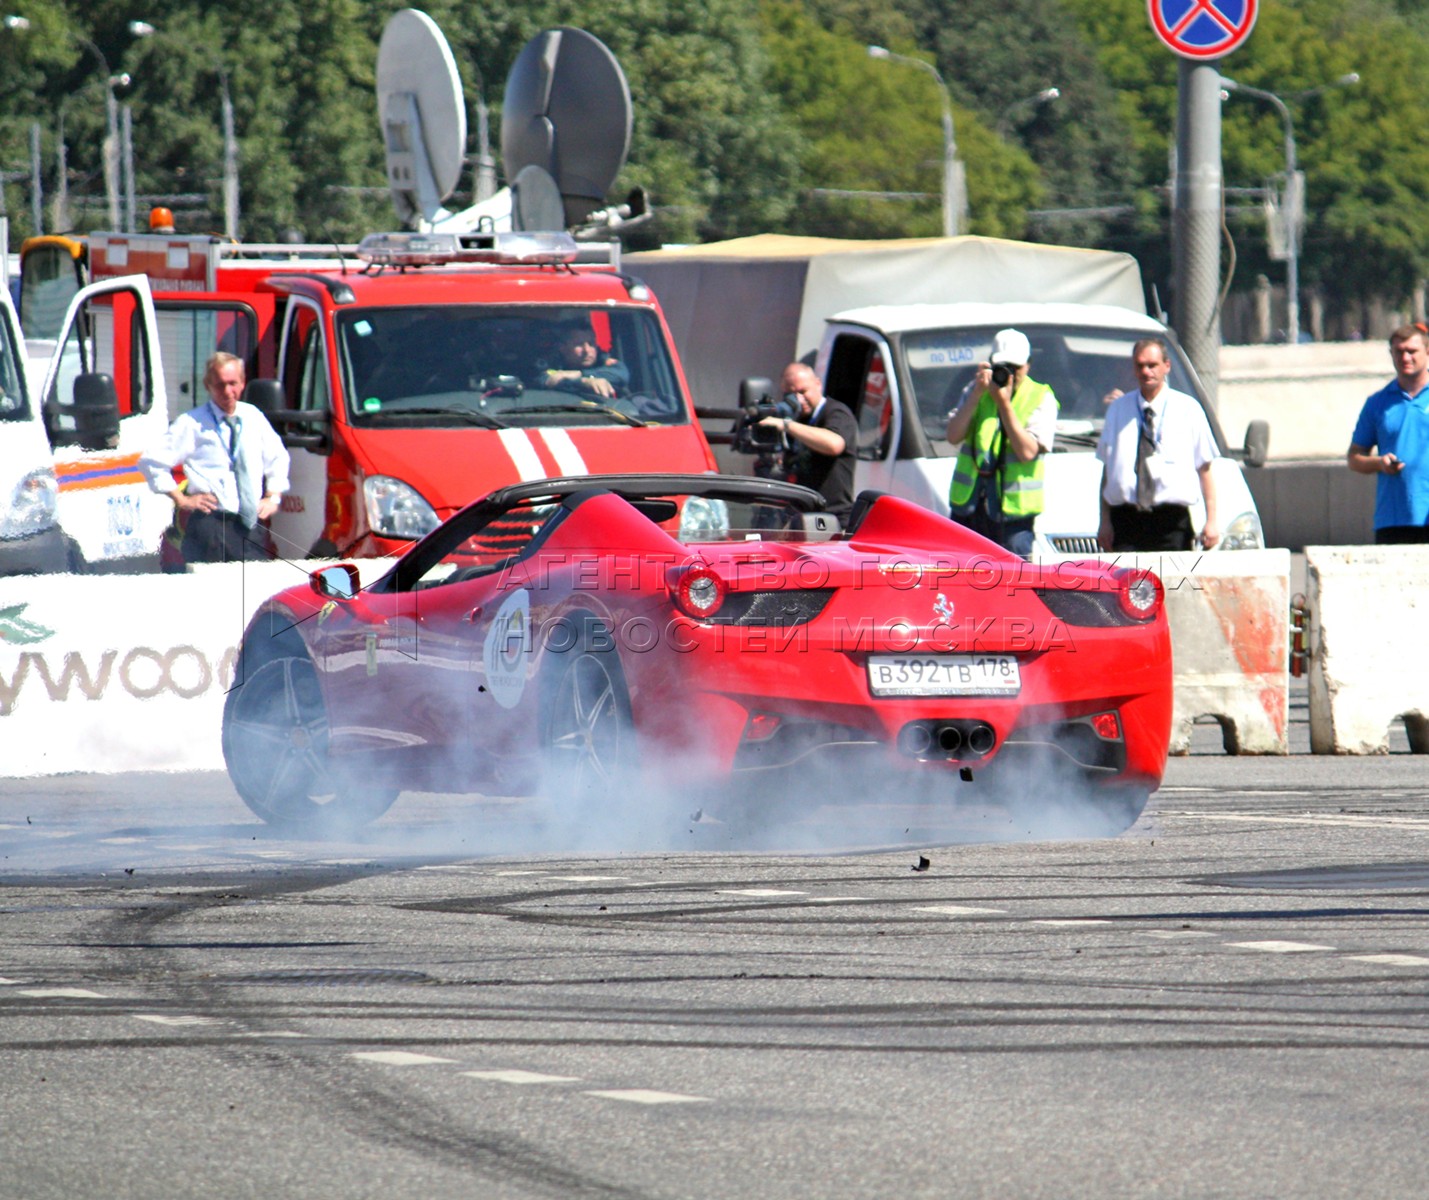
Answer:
xmin=739 ymin=376 xmax=775 ymax=409
xmin=46 ymin=372 xmax=121 ymax=451
xmin=1243 ymin=419 xmax=1270 ymax=469
xmin=310 ymin=563 xmax=360 ymax=600
xmin=243 ymin=378 xmax=284 ymax=414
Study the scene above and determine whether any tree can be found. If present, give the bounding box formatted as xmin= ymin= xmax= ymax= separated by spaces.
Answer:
xmin=760 ymin=0 xmax=1041 ymax=239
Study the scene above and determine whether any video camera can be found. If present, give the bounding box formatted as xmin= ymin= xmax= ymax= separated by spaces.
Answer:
xmin=733 ymin=376 xmax=801 ymax=457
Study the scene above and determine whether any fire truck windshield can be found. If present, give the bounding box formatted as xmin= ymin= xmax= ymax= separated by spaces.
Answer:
xmin=337 ymin=304 xmax=690 ymax=428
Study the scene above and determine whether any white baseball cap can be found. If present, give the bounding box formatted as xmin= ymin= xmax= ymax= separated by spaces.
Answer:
xmin=989 ymin=329 xmax=1031 ymax=366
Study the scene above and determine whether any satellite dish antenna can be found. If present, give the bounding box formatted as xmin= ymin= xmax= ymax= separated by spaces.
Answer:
xmin=376 ymin=8 xmax=467 ymax=228
xmin=502 ymin=27 xmax=632 ymax=229
xmin=511 ymin=165 xmax=566 ymax=233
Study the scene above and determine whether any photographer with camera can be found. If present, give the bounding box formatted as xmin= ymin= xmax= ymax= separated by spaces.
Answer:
xmin=754 ymin=363 xmax=857 ymax=522
xmin=944 ymin=328 xmax=1057 ymax=557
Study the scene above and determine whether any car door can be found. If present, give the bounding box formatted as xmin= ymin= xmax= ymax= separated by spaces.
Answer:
xmin=38 ymin=275 xmax=174 ymax=566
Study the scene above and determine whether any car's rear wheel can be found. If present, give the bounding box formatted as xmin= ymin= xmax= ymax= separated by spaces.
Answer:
xmin=540 ymin=622 xmax=636 ymax=801
xmin=222 ymin=653 xmax=398 ymax=831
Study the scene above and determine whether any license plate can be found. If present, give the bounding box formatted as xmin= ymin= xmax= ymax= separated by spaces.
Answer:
xmin=867 ymin=654 xmax=1021 ymax=697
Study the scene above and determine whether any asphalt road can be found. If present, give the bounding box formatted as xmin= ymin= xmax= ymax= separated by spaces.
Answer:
xmin=3 ymin=726 xmax=1429 ymax=1198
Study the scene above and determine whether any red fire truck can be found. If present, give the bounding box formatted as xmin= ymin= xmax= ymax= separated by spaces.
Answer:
xmin=76 ymin=226 xmax=718 ymax=560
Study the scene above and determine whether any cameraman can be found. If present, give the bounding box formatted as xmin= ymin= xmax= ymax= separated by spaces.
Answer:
xmin=759 ymin=363 xmax=857 ymax=522
xmin=944 ymin=328 xmax=1057 ymax=557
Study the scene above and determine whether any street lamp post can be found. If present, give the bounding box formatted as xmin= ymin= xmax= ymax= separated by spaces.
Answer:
xmin=74 ymin=36 xmax=128 ymax=230
xmin=1221 ymin=72 xmax=1358 ymax=342
xmin=868 ymin=45 xmax=965 ymax=236
xmin=127 ymin=20 xmax=241 ymax=238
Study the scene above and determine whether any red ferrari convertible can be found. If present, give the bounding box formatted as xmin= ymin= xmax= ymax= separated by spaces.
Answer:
xmin=222 ymin=475 xmax=1171 ymax=832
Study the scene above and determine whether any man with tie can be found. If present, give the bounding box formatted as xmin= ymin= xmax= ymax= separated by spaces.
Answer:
xmin=139 ymin=352 xmax=290 ymax=565
xmin=1096 ymin=338 xmax=1219 ymax=552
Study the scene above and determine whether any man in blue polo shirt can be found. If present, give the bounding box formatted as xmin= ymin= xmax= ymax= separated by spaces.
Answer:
xmin=1348 ymin=324 xmax=1429 ymax=544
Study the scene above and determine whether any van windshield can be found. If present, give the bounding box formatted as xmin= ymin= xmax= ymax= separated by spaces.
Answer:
xmin=336 ymin=304 xmax=690 ymax=429
xmin=903 ymin=325 xmax=1201 ymax=443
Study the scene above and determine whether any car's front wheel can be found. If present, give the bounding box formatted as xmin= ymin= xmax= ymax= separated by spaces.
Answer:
xmin=222 ymin=653 xmax=397 ymax=831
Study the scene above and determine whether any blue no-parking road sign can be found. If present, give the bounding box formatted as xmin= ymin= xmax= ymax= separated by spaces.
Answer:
xmin=1148 ymin=0 xmax=1258 ymax=60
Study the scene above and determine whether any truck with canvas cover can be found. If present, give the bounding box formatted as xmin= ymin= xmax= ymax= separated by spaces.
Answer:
xmin=627 ymin=235 xmax=1270 ymax=555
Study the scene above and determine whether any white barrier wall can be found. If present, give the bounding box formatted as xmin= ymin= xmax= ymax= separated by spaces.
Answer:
xmin=1074 ymin=549 xmax=1291 ymax=755
xmin=0 ymin=560 xmax=396 ymax=778
xmin=1305 ymin=546 xmax=1429 ymax=754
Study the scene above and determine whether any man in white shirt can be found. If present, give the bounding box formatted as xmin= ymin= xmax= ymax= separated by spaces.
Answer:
xmin=1096 ymin=338 xmax=1219 ymax=552
xmin=139 ymin=352 xmax=290 ymax=564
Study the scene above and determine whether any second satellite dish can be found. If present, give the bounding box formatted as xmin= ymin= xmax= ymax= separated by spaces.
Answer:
xmin=502 ymin=27 xmax=633 ymax=229
xmin=376 ymin=8 xmax=467 ymax=226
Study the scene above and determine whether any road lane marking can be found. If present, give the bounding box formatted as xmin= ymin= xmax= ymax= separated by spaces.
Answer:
xmin=583 ymin=1089 xmax=710 ymax=1105
xmin=806 ymin=896 xmax=873 ymax=904
xmin=549 ymin=875 xmax=629 ymax=882
xmin=1138 ymin=930 xmax=1216 ymax=939
xmin=19 ymin=987 xmax=105 ymax=998
xmin=912 ymin=905 xmax=1007 ymax=916
xmin=1226 ymin=940 xmax=1336 ymax=953
xmin=351 ymin=1051 xmax=458 ymax=1066
xmin=131 ymin=1014 xmax=223 ymax=1027
xmin=463 ymin=1069 xmax=583 ymax=1085
xmin=1159 ymin=811 xmax=1429 ymax=832
xmin=1033 ymin=919 xmax=1113 ymax=926
xmin=1346 ymin=953 xmax=1429 ymax=966
xmin=716 ymin=889 xmax=806 ymax=897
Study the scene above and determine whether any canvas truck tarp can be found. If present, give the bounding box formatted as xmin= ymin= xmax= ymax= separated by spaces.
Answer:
xmin=627 ymin=235 xmax=1147 ymax=417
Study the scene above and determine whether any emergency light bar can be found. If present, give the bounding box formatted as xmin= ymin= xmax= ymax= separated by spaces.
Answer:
xmin=356 ymin=230 xmax=581 ymax=266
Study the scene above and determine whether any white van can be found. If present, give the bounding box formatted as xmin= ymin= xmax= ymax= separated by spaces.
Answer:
xmin=0 ymin=274 xmax=170 ymax=574
xmin=818 ymin=300 xmax=1267 ymax=555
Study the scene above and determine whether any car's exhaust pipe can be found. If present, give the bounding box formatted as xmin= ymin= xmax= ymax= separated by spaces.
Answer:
xmin=898 ymin=720 xmax=997 ymax=761
xmin=899 ymin=723 xmax=933 ymax=756
xmin=967 ymin=722 xmax=996 ymax=755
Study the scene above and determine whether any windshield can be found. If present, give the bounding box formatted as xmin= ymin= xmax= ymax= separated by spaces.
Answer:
xmin=903 ymin=324 xmax=1202 ymax=444
xmin=0 ymin=303 xmax=30 ymax=422
xmin=337 ymin=304 xmax=689 ymax=429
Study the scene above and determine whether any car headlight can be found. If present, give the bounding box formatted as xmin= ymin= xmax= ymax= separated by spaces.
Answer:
xmin=1217 ymin=510 xmax=1264 ymax=550
xmin=0 ymin=469 xmax=59 ymax=540
xmin=362 ymin=475 xmax=440 ymax=540
xmin=678 ymin=496 xmax=729 ymax=542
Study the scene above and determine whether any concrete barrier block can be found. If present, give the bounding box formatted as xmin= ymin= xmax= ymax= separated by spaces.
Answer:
xmin=1305 ymin=546 xmax=1429 ymax=754
xmin=1071 ymin=550 xmax=1290 ymax=754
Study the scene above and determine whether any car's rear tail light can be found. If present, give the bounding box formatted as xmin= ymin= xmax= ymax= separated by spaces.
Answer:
xmin=743 ymin=712 xmax=782 ymax=742
xmin=669 ymin=562 xmax=727 ymax=619
xmin=1089 ymin=711 xmax=1121 ymax=740
xmin=1116 ymin=568 xmax=1163 ymax=622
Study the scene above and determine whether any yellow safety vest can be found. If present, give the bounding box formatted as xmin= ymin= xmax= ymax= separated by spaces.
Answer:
xmin=948 ymin=378 xmax=1055 ymax=518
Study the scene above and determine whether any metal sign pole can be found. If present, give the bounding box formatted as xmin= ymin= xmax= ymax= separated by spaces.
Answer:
xmin=1171 ymin=61 xmax=1224 ymax=408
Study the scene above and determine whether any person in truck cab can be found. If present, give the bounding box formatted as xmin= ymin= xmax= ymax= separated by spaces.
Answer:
xmin=139 ymin=352 xmax=290 ymax=565
xmin=944 ymin=328 xmax=1057 ymax=557
xmin=538 ymin=321 xmax=629 ymax=400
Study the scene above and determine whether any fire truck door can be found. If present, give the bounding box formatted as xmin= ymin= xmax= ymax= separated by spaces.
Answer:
xmin=270 ymin=299 xmax=328 ymax=559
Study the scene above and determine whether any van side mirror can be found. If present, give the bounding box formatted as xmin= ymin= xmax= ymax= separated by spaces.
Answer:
xmin=46 ymin=372 xmax=120 ymax=451
xmin=739 ymin=377 xmax=775 ymax=409
xmin=243 ymin=378 xmax=284 ymax=414
xmin=1243 ymin=419 xmax=1269 ymax=469
xmin=246 ymin=376 xmax=331 ymax=453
